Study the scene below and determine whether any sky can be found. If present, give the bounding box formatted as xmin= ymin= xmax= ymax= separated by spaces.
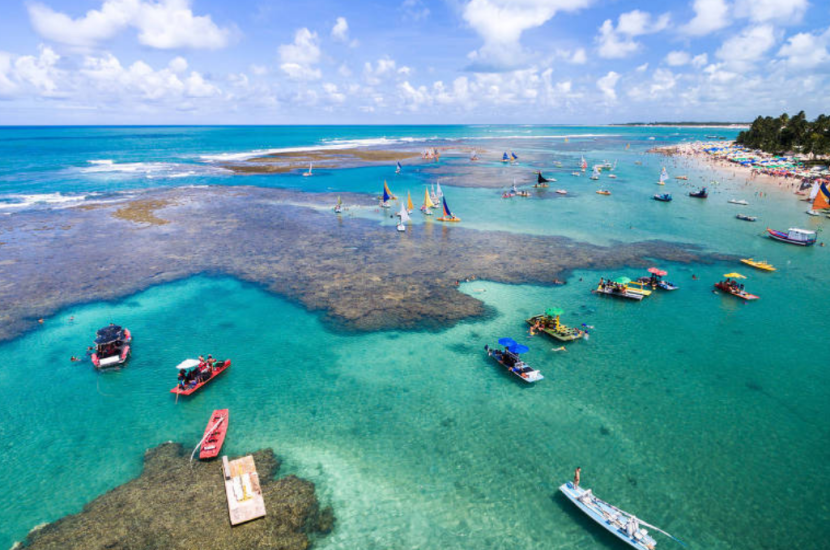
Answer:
xmin=0 ymin=0 xmax=828 ymax=124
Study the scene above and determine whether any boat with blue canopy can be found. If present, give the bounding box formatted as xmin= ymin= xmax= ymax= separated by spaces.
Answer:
xmin=484 ymin=338 xmax=543 ymax=383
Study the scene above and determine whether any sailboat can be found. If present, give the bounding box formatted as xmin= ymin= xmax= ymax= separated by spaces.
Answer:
xmin=303 ymin=162 xmax=313 ymax=177
xmin=397 ymin=203 xmax=410 ymax=231
xmin=421 ymin=187 xmax=435 ymax=215
xmin=580 ymin=156 xmax=587 ymax=172
xmin=536 ymin=171 xmax=551 ymax=188
xmin=807 ymin=182 xmax=830 ymax=215
xmin=657 ymin=167 xmax=668 ymax=185
xmin=334 ymin=195 xmax=343 ymax=214
xmin=406 ymin=191 xmax=414 ymax=213
xmin=590 ymin=166 xmax=600 ymax=180
xmin=430 ymin=183 xmax=438 ymax=205
xmin=381 ymin=185 xmax=391 ymax=208
xmin=511 ymin=152 xmax=519 ymax=163
xmin=435 ymin=181 xmax=444 ymax=200
xmin=470 ymin=150 xmax=479 ymax=161
xmin=396 ymin=161 xmax=402 ymax=174
xmin=502 ymin=152 xmax=510 ymax=163
xmin=437 ymin=195 xmax=460 ymax=222
xmin=383 ymin=180 xmax=397 ymax=201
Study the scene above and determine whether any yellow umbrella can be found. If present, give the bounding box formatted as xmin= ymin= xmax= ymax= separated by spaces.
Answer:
xmin=724 ymin=272 xmax=746 ymax=279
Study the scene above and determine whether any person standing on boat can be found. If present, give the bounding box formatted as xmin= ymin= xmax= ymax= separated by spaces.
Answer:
xmin=574 ymin=467 xmax=581 ymax=489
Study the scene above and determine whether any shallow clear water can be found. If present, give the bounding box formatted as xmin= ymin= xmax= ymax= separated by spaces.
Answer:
xmin=0 ymin=126 xmax=828 ymax=550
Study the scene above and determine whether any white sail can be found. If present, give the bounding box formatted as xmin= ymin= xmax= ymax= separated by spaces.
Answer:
xmin=399 ymin=203 xmax=411 ymax=222
xmin=809 ymin=182 xmax=820 ymax=200
xmin=436 ymin=181 xmax=443 ymax=198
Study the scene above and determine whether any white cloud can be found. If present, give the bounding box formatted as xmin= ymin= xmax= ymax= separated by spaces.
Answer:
xmin=322 ymin=82 xmax=346 ymax=103
xmin=6 ymin=45 xmax=63 ymax=95
xmin=691 ymin=53 xmax=708 ymax=68
xmin=716 ymin=24 xmax=777 ymax=69
xmin=250 ymin=64 xmax=267 ymax=76
xmin=734 ymin=0 xmax=808 ymax=25
xmin=331 ymin=17 xmax=349 ymax=42
xmin=279 ymin=28 xmax=322 ymax=80
xmin=777 ymin=28 xmax=830 ymax=70
xmin=401 ymin=0 xmax=430 ymax=21
xmin=398 ymin=80 xmax=431 ymax=110
xmin=636 ymin=62 xmax=649 ymax=72
xmin=682 ymin=0 xmax=730 ymax=36
xmin=338 ymin=64 xmax=352 ymax=77
xmin=569 ymin=48 xmax=587 ymax=64
xmin=462 ymin=0 xmax=592 ymax=69
xmin=597 ymin=10 xmax=670 ymax=59
xmin=665 ymin=51 xmax=691 ymax=66
xmin=168 ymin=56 xmax=187 ymax=73
xmin=27 ymin=0 xmax=231 ymax=50
xmin=363 ymin=57 xmax=398 ymax=85
xmin=596 ymin=70 xmax=620 ymax=100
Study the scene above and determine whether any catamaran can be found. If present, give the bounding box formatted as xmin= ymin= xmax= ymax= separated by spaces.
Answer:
xmin=302 ymin=162 xmax=313 ymax=177
xmin=590 ymin=166 xmax=600 ymax=180
xmin=560 ymin=481 xmax=684 ymax=550
xmin=395 ymin=161 xmax=402 ymax=174
xmin=437 ymin=195 xmax=460 ymax=222
xmin=421 ymin=187 xmax=435 ymax=214
xmin=397 ymin=203 xmax=410 ymax=232
xmin=536 ymin=171 xmax=554 ymax=187
xmin=502 ymin=152 xmax=510 ymax=163
xmin=381 ymin=184 xmax=392 ymax=209
xmin=511 ymin=152 xmax=519 ymax=163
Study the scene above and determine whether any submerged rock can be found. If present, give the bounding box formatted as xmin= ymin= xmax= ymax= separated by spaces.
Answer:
xmin=18 ymin=443 xmax=333 ymax=550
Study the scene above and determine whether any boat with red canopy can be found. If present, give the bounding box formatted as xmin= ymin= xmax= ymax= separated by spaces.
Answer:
xmin=199 ymin=409 xmax=229 ymax=460
xmin=170 ymin=358 xmax=231 ymax=396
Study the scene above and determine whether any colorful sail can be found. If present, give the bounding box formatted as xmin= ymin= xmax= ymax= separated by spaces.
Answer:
xmin=423 ymin=187 xmax=435 ymax=209
xmin=337 ymin=195 xmax=342 ymax=206
xmin=383 ymin=180 xmax=397 ymax=200
xmin=382 ymin=186 xmax=390 ymax=203
xmin=396 ymin=161 xmax=402 ymax=173
xmin=406 ymin=191 xmax=414 ymax=211
xmin=511 ymin=152 xmax=518 ymax=161
xmin=581 ymin=156 xmax=587 ymax=170
xmin=442 ymin=196 xmax=453 ymax=218
xmin=503 ymin=152 xmax=509 ymax=162
xmin=809 ymin=182 xmax=820 ymax=200
xmin=811 ymin=183 xmax=830 ymax=210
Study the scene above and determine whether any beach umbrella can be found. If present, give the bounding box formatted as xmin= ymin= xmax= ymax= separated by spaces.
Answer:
xmin=498 ymin=337 xmax=517 ymax=347
xmin=545 ymin=307 xmax=564 ymax=317
xmin=614 ymin=276 xmax=632 ymax=284
xmin=724 ymin=272 xmax=746 ymax=279
xmin=647 ymin=267 xmax=668 ymax=276
xmin=507 ymin=343 xmax=530 ymax=354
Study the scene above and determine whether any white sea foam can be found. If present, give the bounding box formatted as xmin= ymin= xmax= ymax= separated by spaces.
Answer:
xmin=0 ymin=192 xmax=90 ymax=210
xmin=80 ymin=160 xmax=227 ymax=178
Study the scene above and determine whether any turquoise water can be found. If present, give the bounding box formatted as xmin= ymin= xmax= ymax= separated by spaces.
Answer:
xmin=0 ymin=126 xmax=828 ymax=549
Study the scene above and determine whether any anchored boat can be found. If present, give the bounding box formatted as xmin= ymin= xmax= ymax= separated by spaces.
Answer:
xmin=736 ymin=214 xmax=757 ymax=222
xmin=560 ymin=481 xmax=684 ymax=550
xmin=484 ymin=340 xmax=543 ymax=383
xmin=688 ymin=187 xmax=707 ymax=198
xmin=653 ymin=193 xmax=672 ymax=202
xmin=740 ymin=259 xmax=776 ymax=272
xmin=767 ymin=227 xmax=816 ymax=246
xmin=526 ymin=308 xmax=584 ymax=342
xmin=199 ymin=409 xmax=229 ymax=460
xmin=91 ymin=325 xmax=132 ymax=369
xmin=171 ymin=358 xmax=231 ymax=396
xmin=437 ymin=196 xmax=461 ymax=222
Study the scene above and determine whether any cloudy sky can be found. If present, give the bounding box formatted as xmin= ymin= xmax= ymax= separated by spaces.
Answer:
xmin=0 ymin=0 xmax=828 ymax=124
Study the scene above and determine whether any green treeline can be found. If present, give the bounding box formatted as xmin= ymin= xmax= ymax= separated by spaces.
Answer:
xmin=736 ymin=112 xmax=830 ymax=156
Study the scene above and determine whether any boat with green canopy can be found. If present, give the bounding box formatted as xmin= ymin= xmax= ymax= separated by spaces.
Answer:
xmin=526 ymin=307 xmax=585 ymax=342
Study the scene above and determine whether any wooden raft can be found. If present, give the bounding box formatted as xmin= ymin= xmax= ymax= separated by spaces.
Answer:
xmin=222 ymin=455 xmax=266 ymax=526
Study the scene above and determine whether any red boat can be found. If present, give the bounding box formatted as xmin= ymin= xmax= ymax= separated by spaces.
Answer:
xmin=199 ymin=409 xmax=229 ymax=460
xmin=170 ymin=359 xmax=231 ymax=396
xmin=714 ymin=282 xmax=759 ymax=300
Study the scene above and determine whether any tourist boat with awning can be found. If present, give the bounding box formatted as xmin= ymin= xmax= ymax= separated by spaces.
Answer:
xmin=526 ymin=308 xmax=585 ymax=342
xmin=91 ymin=325 xmax=132 ymax=368
xmin=689 ymin=187 xmax=707 ymax=198
xmin=766 ymin=227 xmax=816 ymax=246
xmin=171 ymin=358 xmax=231 ymax=396
xmin=560 ymin=481 xmax=685 ymax=550
xmin=715 ymin=273 xmax=759 ymax=300
xmin=593 ymin=278 xmax=644 ymax=300
xmin=484 ymin=339 xmax=543 ymax=383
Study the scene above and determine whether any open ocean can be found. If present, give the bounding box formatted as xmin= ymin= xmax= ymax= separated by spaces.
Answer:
xmin=0 ymin=125 xmax=828 ymax=549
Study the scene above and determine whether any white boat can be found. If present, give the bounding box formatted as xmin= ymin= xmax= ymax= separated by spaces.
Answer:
xmin=572 ymin=172 xmax=581 ymax=177
xmin=590 ymin=167 xmax=600 ymax=180
xmin=608 ymin=174 xmax=617 ymax=179
xmin=657 ymin=167 xmax=668 ymax=185
xmin=435 ymin=180 xmax=444 ymax=200
xmin=484 ymin=343 xmax=543 ymax=383
xmin=556 ymin=189 xmax=567 ymax=195
xmin=560 ymin=482 xmax=684 ymax=550
xmin=728 ymin=199 xmax=748 ymax=205
xmin=302 ymin=162 xmax=313 ymax=177
xmin=397 ymin=203 xmax=410 ymax=232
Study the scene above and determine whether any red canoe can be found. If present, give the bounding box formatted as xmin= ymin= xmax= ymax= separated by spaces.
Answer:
xmin=170 ymin=359 xmax=231 ymax=396
xmin=199 ymin=409 xmax=229 ymax=460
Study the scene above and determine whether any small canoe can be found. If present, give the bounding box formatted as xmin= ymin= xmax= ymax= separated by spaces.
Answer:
xmin=170 ymin=359 xmax=231 ymax=396
xmin=596 ymin=190 xmax=611 ymax=195
xmin=740 ymin=259 xmax=776 ymax=272
xmin=200 ymin=409 xmax=229 ymax=460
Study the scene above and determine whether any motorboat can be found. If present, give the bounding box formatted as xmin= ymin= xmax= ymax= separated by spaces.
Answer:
xmin=653 ymin=194 xmax=672 ymax=202
xmin=484 ymin=341 xmax=543 ymax=383
xmin=171 ymin=358 xmax=232 ymax=396
xmin=91 ymin=325 xmax=132 ymax=369
xmin=767 ymin=227 xmax=816 ymax=246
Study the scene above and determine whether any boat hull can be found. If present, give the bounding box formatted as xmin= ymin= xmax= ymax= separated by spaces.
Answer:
xmin=593 ymin=285 xmax=643 ymax=300
xmin=714 ymin=283 xmax=759 ymax=300
xmin=437 ymin=217 xmax=461 ymax=222
xmin=200 ymin=409 xmax=229 ymax=460
xmin=560 ymin=483 xmax=656 ymax=550
xmin=171 ymin=360 xmax=231 ymax=396
xmin=767 ymin=228 xmax=816 ymax=246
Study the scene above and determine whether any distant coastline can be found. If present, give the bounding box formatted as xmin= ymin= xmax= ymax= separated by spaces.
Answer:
xmin=614 ymin=122 xmax=750 ymax=129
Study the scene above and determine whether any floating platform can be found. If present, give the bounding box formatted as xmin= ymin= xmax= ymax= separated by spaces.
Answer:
xmin=222 ymin=455 xmax=266 ymax=526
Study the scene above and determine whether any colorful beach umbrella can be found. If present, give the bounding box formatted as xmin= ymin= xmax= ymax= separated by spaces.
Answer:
xmin=498 ymin=337 xmax=517 ymax=347
xmin=647 ymin=267 xmax=668 ymax=276
xmin=724 ymin=272 xmax=746 ymax=279
xmin=613 ymin=276 xmax=632 ymax=284
xmin=545 ymin=307 xmax=564 ymax=317
xmin=507 ymin=343 xmax=529 ymax=354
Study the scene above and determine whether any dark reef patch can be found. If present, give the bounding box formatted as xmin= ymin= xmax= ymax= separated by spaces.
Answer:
xmin=0 ymin=186 xmax=729 ymax=342
xmin=17 ymin=442 xmax=332 ymax=550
